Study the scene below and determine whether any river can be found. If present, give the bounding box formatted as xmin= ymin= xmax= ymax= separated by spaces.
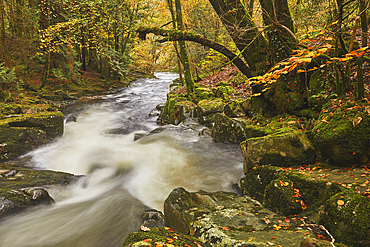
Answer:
xmin=0 ymin=73 xmax=244 ymax=247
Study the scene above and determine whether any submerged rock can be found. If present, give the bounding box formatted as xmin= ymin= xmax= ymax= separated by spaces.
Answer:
xmin=163 ymin=187 xmax=319 ymax=247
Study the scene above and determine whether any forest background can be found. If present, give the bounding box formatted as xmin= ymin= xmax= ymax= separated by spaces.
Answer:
xmin=0 ymin=0 xmax=369 ymax=114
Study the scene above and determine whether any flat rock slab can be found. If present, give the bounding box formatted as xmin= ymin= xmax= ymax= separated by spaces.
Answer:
xmin=164 ymin=187 xmax=323 ymax=247
xmin=0 ymin=164 xmax=76 ymax=219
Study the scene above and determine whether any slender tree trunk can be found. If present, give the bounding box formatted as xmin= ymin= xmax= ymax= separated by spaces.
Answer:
xmin=174 ymin=0 xmax=194 ymax=94
xmin=259 ymin=0 xmax=296 ymax=64
xmin=81 ymin=31 xmax=87 ymax=71
xmin=357 ymin=0 xmax=367 ymax=100
xmin=167 ymin=0 xmax=183 ymax=83
xmin=0 ymin=0 xmax=5 ymax=58
xmin=209 ymin=0 xmax=267 ymax=72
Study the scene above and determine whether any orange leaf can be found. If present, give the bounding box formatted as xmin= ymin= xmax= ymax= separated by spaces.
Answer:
xmin=144 ymin=239 xmax=152 ymax=242
xmin=337 ymin=199 xmax=345 ymax=206
xmin=297 ymin=69 xmax=306 ymax=73
xmin=220 ymin=226 xmax=230 ymax=231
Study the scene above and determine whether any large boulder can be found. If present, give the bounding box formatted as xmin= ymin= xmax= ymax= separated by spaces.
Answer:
xmin=312 ymin=99 xmax=370 ymax=166
xmin=240 ymin=164 xmax=370 ymax=246
xmin=320 ymin=189 xmax=370 ymax=247
xmin=211 ymin=114 xmax=247 ymax=144
xmin=158 ymin=96 xmax=196 ymax=125
xmin=223 ymin=99 xmax=248 ymax=118
xmin=0 ymin=112 xmax=64 ymax=161
xmin=0 ymin=164 xmax=76 ymax=219
xmin=197 ymin=99 xmax=225 ymax=127
xmin=164 ymin=187 xmax=318 ymax=247
xmin=240 ymin=130 xmax=315 ymax=173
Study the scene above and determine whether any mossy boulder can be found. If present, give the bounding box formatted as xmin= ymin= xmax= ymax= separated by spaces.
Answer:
xmin=223 ymin=99 xmax=248 ymax=118
xmin=0 ymin=164 xmax=75 ymax=219
xmin=197 ymin=99 xmax=225 ymax=126
xmin=240 ymin=130 xmax=315 ymax=173
xmin=319 ymin=189 xmax=370 ymax=246
xmin=192 ymin=87 xmax=214 ymax=103
xmin=215 ymin=86 xmax=234 ymax=98
xmin=123 ymin=227 xmax=204 ymax=247
xmin=264 ymin=76 xmax=306 ymax=114
xmin=311 ymin=100 xmax=370 ymax=165
xmin=158 ymin=96 xmax=196 ymax=125
xmin=164 ymin=187 xmax=317 ymax=246
xmin=211 ymin=114 xmax=247 ymax=144
xmin=0 ymin=112 xmax=64 ymax=161
xmin=240 ymin=164 xmax=370 ymax=246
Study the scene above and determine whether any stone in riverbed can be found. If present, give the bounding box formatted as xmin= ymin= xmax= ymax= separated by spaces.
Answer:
xmin=157 ymin=96 xmax=195 ymax=125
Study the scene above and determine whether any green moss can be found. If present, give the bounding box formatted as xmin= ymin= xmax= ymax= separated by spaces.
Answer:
xmin=320 ymin=190 xmax=370 ymax=246
xmin=312 ymin=99 xmax=370 ymax=165
xmin=123 ymin=227 xmax=204 ymax=247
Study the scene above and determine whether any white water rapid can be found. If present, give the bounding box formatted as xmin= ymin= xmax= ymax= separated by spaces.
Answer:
xmin=0 ymin=73 xmax=244 ymax=247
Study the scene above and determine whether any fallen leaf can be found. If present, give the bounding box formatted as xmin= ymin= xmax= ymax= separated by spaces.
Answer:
xmin=143 ymin=239 xmax=152 ymax=242
xmin=220 ymin=226 xmax=230 ymax=231
xmin=337 ymin=199 xmax=345 ymax=206
xmin=141 ymin=225 xmax=150 ymax=231
xmin=353 ymin=116 xmax=362 ymax=127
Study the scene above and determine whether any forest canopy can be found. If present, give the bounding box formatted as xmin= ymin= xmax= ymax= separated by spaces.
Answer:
xmin=0 ymin=0 xmax=369 ymax=103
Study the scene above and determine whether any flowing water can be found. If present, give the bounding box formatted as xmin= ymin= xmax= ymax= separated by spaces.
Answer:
xmin=0 ymin=73 xmax=244 ymax=247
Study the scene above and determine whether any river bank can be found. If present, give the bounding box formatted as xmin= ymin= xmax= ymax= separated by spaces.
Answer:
xmin=0 ymin=71 xmax=369 ymax=246
xmin=142 ymin=69 xmax=370 ymax=247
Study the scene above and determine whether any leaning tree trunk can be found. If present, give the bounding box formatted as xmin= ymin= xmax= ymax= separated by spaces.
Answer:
xmin=166 ymin=0 xmax=184 ymax=83
xmin=174 ymin=0 xmax=194 ymax=94
xmin=137 ymin=27 xmax=252 ymax=77
xmin=259 ymin=0 xmax=297 ymax=64
xmin=208 ymin=0 xmax=267 ymax=73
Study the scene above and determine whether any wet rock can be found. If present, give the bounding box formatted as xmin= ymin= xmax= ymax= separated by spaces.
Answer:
xmin=211 ymin=114 xmax=247 ymax=144
xmin=240 ymin=130 xmax=315 ymax=173
xmin=0 ymin=112 xmax=64 ymax=161
xmin=0 ymin=164 xmax=76 ymax=220
xmin=164 ymin=187 xmax=317 ymax=246
xmin=0 ymin=188 xmax=54 ymax=218
xmin=142 ymin=209 xmax=165 ymax=228
xmin=65 ymin=114 xmax=77 ymax=123
xmin=149 ymin=109 xmax=161 ymax=117
xmin=158 ymin=96 xmax=195 ymax=125
xmin=134 ymin=132 xmax=148 ymax=141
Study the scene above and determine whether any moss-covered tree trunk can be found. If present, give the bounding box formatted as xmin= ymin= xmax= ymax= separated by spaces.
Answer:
xmin=174 ymin=0 xmax=194 ymax=94
xmin=137 ymin=27 xmax=252 ymax=77
xmin=357 ymin=0 xmax=367 ymax=100
xmin=166 ymin=0 xmax=183 ymax=83
xmin=259 ymin=0 xmax=296 ymax=64
xmin=208 ymin=0 xmax=267 ymax=73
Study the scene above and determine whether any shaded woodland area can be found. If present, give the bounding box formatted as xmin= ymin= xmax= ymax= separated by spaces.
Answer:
xmin=0 ymin=0 xmax=369 ymax=112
